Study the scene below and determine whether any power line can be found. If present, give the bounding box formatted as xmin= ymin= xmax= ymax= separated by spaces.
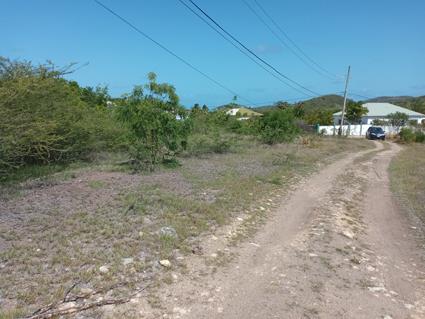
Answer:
xmin=337 ymin=91 xmax=373 ymax=100
xmin=176 ymin=0 xmax=312 ymax=97
xmin=251 ymin=0 xmax=341 ymax=81
xmin=348 ymin=93 xmax=372 ymax=100
xmin=242 ymin=0 xmax=336 ymax=81
xmin=186 ymin=0 xmax=322 ymax=97
xmin=93 ymin=0 xmax=256 ymax=105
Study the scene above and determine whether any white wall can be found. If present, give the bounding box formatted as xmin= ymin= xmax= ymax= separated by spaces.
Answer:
xmin=318 ymin=124 xmax=399 ymax=137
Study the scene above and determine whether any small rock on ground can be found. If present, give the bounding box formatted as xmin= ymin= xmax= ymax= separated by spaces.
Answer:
xmin=342 ymin=229 xmax=355 ymax=239
xmin=159 ymin=260 xmax=171 ymax=268
xmin=99 ymin=265 xmax=109 ymax=273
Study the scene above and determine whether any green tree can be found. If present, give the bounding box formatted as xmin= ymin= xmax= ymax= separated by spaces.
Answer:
xmin=191 ymin=103 xmax=201 ymax=114
xmin=78 ymin=84 xmax=110 ymax=108
xmin=304 ymin=110 xmax=333 ymax=125
xmin=293 ymin=103 xmax=305 ymax=118
xmin=275 ymin=101 xmax=291 ymax=110
xmin=345 ymin=101 xmax=368 ymax=124
xmin=387 ymin=112 xmax=409 ymax=132
xmin=116 ymin=73 xmax=190 ymax=170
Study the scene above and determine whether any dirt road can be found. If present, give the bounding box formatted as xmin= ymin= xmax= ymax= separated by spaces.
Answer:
xmin=131 ymin=141 xmax=425 ymax=319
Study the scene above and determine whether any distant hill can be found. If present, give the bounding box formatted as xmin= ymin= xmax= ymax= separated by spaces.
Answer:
xmin=254 ymin=94 xmax=348 ymax=114
xmin=366 ymin=96 xmax=414 ymax=103
xmin=252 ymin=94 xmax=425 ymax=116
xmin=252 ymin=104 xmax=275 ymax=113
xmin=366 ymin=96 xmax=425 ymax=114
xmin=299 ymin=94 xmax=348 ymax=113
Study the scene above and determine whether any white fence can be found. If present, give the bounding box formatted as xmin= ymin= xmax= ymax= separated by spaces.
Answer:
xmin=317 ymin=124 xmax=399 ymax=137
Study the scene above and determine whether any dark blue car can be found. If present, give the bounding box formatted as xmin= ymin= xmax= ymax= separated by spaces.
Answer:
xmin=366 ymin=126 xmax=386 ymax=140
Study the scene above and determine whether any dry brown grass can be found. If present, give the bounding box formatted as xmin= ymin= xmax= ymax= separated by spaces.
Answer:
xmin=390 ymin=143 xmax=425 ymax=226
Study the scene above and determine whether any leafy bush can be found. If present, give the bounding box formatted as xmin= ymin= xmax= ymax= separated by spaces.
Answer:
xmin=228 ymin=117 xmax=260 ymax=135
xmin=399 ymin=128 xmax=416 ymax=143
xmin=189 ymin=108 xmax=225 ymax=135
xmin=415 ymin=130 xmax=425 ymax=143
xmin=185 ymin=133 xmax=232 ymax=157
xmin=116 ymin=73 xmax=191 ymax=170
xmin=69 ymin=81 xmax=110 ymax=108
xmin=258 ymin=109 xmax=299 ymax=144
xmin=0 ymin=58 xmax=126 ymax=179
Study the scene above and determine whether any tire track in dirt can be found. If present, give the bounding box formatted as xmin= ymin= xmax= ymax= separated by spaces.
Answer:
xmin=108 ymin=141 xmax=424 ymax=319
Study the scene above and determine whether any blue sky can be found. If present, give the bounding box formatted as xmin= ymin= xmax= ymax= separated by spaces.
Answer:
xmin=1 ymin=0 xmax=425 ymax=107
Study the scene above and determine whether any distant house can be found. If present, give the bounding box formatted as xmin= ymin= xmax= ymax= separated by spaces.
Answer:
xmin=106 ymin=101 xmax=115 ymax=108
xmin=333 ymin=103 xmax=425 ymax=125
xmin=225 ymin=107 xmax=262 ymax=120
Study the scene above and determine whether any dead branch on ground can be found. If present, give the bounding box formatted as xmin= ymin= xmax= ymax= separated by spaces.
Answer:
xmin=24 ymin=282 xmax=149 ymax=319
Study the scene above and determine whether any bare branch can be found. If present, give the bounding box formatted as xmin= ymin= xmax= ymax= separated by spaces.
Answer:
xmin=23 ymin=283 xmax=150 ymax=319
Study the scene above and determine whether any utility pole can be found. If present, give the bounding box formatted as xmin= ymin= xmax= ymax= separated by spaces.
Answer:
xmin=339 ymin=65 xmax=351 ymax=136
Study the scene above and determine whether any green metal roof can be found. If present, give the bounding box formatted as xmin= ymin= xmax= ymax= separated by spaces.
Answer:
xmin=333 ymin=103 xmax=425 ymax=117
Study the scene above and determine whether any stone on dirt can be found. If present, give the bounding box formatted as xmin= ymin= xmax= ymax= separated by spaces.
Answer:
xmin=368 ymin=286 xmax=386 ymax=293
xmin=342 ymin=229 xmax=355 ymax=239
xmin=99 ymin=265 xmax=109 ymax=273
xmin=159 ymin=259 xmax=171 ymax=268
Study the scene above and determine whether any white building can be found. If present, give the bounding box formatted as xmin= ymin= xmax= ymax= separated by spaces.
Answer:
xmin=333 ymin=102 xmax=425 ymax=125
xmin=224 ymin=107 xmax=262 ymax=120
xmin=225 ymin=108 xmax=240 ymax=116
